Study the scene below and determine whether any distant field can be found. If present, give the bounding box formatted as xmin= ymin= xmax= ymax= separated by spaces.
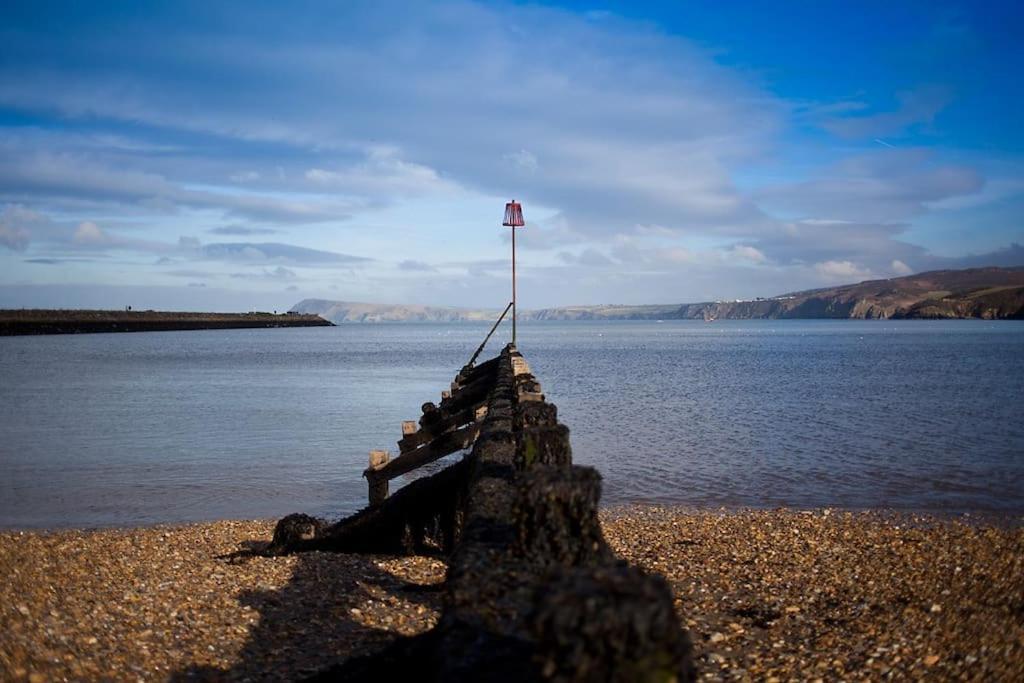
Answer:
xmin=0 ymin=309 xmax=334 ymax=336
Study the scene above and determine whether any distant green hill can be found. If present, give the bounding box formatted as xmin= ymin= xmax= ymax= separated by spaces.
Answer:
xmin=292 ymin=266 xmax=1024 ymax=322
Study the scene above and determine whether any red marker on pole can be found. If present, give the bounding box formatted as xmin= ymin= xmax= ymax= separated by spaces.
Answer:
xmin=502 ymin=200 xmax=524 ymax=346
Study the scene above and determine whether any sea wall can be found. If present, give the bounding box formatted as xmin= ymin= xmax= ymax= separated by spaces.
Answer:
xmin=0 ymin=310 xmax=334 ymax=336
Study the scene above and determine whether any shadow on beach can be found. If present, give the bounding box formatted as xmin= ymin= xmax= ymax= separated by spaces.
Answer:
xmin=170 ymin=540 xmax=445 ymax=682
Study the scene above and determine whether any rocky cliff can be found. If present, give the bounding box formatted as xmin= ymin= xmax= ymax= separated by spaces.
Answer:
xmin=293 ymin=267 xmax=1024 ymax=322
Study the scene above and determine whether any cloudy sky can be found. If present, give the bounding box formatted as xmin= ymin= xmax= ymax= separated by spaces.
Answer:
xmin=1 ymin=1 xmax=1022 ymax=311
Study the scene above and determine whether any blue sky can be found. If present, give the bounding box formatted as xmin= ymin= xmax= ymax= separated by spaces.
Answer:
xmin=1 ymin=0 xmax=1022 ymax=310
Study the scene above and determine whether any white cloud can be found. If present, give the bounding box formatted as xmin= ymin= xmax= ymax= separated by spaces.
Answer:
xmin=0 ymin=149 xmax=359 ymax=224
xmin=607 ymin=238 xmax=698 ymax=268
xmin=814 ymin=260 xmax=873 ymax=281
xmin=558 ymin=248 xmax=614 ymax=267
xmin=0 ymin=2 xmax=781 ymax=240
xmin=0 ymin=205 xmax=41 ymax=251
xmin=230 ymin=266 xmax=298 ymax=281
xmin=721 ymin=219 xmax=931 ymax=279
xmin=207 ymin=225 xmax=278 ymax=236
xmin=398 ymin=259 xmax=436 ymax=272
xmin=0 ymin=3 xmax=1019 ymax=307
xmin=501 ymin=213 xmax=590 ymax=250
xmin=200 ymin=242 xmax=371 ymax=266
xmin=304 ymin=147 xmax=459 ymax=197
xmin=890 ymin=259 xmax=913 ymax=275
xmin=0 ymin=224 xmax=29 ymax=251
xmin=660 ymin=247 xmax=695 ymax=264
xmin=817 ymin=86 xmax=953 ymax=139
xmin=502 ymin=150 xmax=539 ymax=173
xmin=757 ymin=149 xmax=983 ymax=223
xmin=72 ymin=221 xmax=107 ymax=245
xmin=925 ymin=177 xmax=1024 ymax=211
xmin=728 ymin=244 xmax=768 ymax=264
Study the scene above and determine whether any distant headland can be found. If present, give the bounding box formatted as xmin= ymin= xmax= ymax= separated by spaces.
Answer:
xmin=294 ymin=266 xmax=1024 ymax=323
xmin=0 ymin=309 xmax=334 ymax=336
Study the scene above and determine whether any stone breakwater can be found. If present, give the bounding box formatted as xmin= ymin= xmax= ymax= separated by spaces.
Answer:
xmin=0 ymin=309 xmax=333 ymax=336
xmin=1 ymin=508 xmax=1021 ymax=681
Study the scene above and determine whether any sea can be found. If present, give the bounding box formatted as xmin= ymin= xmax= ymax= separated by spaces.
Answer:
xmin=1 ymin=320 xmax=1022 ymax=529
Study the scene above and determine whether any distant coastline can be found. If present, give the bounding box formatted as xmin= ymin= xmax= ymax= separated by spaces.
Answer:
xmin=293 ymin=266 xmax=1024 ymax=323
xmin=0 ymin=309 xmax=334 ymax=336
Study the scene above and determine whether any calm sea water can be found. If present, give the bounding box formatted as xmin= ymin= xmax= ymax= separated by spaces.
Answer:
xmin=1 ymin=320 xmax=1022 ymax=528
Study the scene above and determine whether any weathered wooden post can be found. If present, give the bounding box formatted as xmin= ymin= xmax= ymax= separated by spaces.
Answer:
xmin=272 ymin=344 xmax=694 ymax=681
xmin=367 ymin=449 xmax=390 ymax=506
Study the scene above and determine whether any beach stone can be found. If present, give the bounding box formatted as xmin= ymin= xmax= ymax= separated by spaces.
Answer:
xmin=266 ymin=513 xmax=325 ymax=554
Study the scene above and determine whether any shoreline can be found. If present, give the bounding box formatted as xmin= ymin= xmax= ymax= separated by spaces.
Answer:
xmin=2 ymin=506 xmax=1021 ymax=681
xmin=4 ymin=503 xmax=1022 ymax=534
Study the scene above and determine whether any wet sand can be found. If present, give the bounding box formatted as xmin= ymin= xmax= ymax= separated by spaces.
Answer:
xmin=1 ymin=507 xmax=1021 ymax=681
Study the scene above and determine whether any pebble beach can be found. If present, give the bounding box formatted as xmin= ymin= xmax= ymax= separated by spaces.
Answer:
xmin=2 ymin=507 xmax=1021 ymax=682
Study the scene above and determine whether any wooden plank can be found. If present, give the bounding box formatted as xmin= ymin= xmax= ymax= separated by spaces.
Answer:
xmin=452 ymin=365 xmax=499 ymax=395
xmin=367 ymin=450 xmax=390 ymax=505
xmin=398 ymin=430 xmax=433 ymax=454
xmin=369 ymin=449 xmax=390 ymax=469
xmin=438 ymin=373 xmax=494 ymax=414
xmin=459 ymin=355 xmax=499 ymax=384
xmin=511 ymin=356 xmax=532 ymax=376
xmin=371 ymin=422 xmax=481 ymax=482
xmin=400 ymin=399 xmax=489 ymax=453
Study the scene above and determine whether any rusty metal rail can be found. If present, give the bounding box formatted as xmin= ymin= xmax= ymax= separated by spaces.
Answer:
xmin=467 ymin=300 xmax=513 ymax=368
xmin=363 ymin=306 xmax=512 ymax=507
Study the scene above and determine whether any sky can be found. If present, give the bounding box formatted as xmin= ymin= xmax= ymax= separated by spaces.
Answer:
xmin=1 ymin=0 xmax=1022 ymax=311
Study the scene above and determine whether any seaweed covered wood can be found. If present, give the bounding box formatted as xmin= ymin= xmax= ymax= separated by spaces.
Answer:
xmin=271 ymin=345 xmax=695 ymax=681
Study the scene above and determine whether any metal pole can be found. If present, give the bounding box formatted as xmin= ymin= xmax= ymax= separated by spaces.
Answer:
xmin=467 ymin=300 xmax=513 ymax=368
xmin=512 ymin=224 xmax=517 ymax=345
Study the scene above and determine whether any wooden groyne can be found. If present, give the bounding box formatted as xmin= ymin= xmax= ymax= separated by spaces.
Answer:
xmin=269 ymin=344 xmax=695 ymax=681
xmin=0 ymin=309 xmax=334 ymax=336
